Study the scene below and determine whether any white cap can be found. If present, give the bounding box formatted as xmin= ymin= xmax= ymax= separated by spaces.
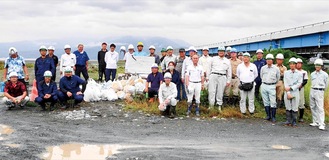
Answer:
xmin=296 ymin=58 xmax=303 ymax=63
xmin=64 ymin=45 xmax=71 ymax=49
xmin=9 ymin=47 xmax=17 ymax=55
xmin=166 ymin=46 xmax=173 ymax=51
xmin=243 ymin=52 xmax=251 ymax=57
xmin=48 ymin=46 xmax=55 ymax=51
xmin=9 ymin=72 xmax=18 ymax=78
xmin=218 ymin=46 xmax=225 ymax=51
xmin=289 ymin=57 xmax=297 ymax=63
xmin=120 ymin=46 xmax=126 ymax=51
xmin=276 ymin=53 xmax=284 ymax=59
xmin=164 ymin=72 xmax=172 ymax=79
xmin=39 ymin=45 xmax=47 ymax=50
xmin=128 ymin=44 xmax=134 ymax=50
xmin=265 ymin=54 xmax=274 ymax=60
xmin=64 ymin=66 xmax=73 ymax=72
xmin=43 ymin=70 xmax=52 ymax=77
xmin=314 ymin=59 xmax=323 ymax=65
xmin=151 ymin=63 xmax=158 ymax=68
xmin=256 ymin=49 xmax=264 ymax=54
xmin=202 ymin=46 xmax=209 ymax=51
xmin=149 ymin=45 xmax=156 ymax=50
xmin=226 ymin=46 xmax=232 ymax=52
xmin=188 ymin=46 xmax=197 ymax=52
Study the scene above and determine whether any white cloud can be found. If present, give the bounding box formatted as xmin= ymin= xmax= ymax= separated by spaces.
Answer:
xmin=0 ymin=0 xmax=328 ymax=45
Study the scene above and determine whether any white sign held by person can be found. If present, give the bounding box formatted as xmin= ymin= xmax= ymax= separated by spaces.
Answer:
xmin=125 ymin=56 xmax=155 ymax=74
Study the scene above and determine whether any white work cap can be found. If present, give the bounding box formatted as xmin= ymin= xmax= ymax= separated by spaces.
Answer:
xmin=43 ymin=70 xmax=52 ymax=77
xmin=296 ymin=58 xmax=303 ymax=63
xmin=48 ymin=46 xmax=55 ymax=51
xmin=9 ymin=47 xmax=17 ymax=55
xmin=151 ymin=63 xmax=158 ymax=68
xmin=128 ymin=44 xmax=134 ymax=50
xmin=164 ymin=72 xmax=172 ymax=79
xmin=8 ymin=72 xmax=18 ymax=78
xmin=39 ymin=45 xmax=47 ymax=51
xmin=256 ymin=49 xmax=264 ymax=54
xmin=289 ymin=57 xmax=297 ymax=64
xmin=64 ymin=66 xmax=73 ymax=72
xmin=314 ymin=59 xmax=323 ymax=66
xmin=166 ymin=46 xmax=173 ymax=51
xmin=202 ymin=46 xmax=209 ymax=51
xmin=120 ymin=46 xmax=126 ymax=51
xmin=218 ymin=46 xmax=225 ymax=51
xmin=226 ymin=46 xmax=232 ymax=52
xmin=149 ymin=45 xmax=156 ymax=50
xmin=64 ymin=45 xmax=71 ymax=49
xmin=265 ymin=54 xmax=274 ymax=60
xmin=188 ymin=46 xmax=197 ymax=52
xmin=276 ymin=53 xmax=284 ymax=59
xmin=243 ymin=52 xmax=251 ymax=57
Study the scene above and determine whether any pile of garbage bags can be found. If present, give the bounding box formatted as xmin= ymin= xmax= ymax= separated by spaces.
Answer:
xmin=83 ymin=76 xmax=146 ymax=102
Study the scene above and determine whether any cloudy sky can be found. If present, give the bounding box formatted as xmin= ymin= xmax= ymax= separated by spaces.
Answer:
xmin=0 ymin=0 xmax=328 ymax=46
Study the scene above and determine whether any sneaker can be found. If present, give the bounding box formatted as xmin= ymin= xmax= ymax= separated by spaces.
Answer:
xmin=196 ymin=111 xmax=200 ymax=117
xmin=319 ymin=125 xmax=325 ymax=130
xmin=309 ymin=123 xmax=319 ymax=127
xmin=298 ymin=118 xmax=304 ymax=123
xmin=186 ymin=110 xmax=191 ymax=117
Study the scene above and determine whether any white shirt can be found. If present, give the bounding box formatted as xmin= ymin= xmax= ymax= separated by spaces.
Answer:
xmin=237 ymin=62 xmax=258 ymax=83
xmin=199 ymin=55 xmax=212 ymax=74
xmin=207 ymin=56 xmax=232 ymax=83
xmin=161 ymin=54 xmax=177 ymax=71
xmin=105 ymin=51 xmax=119 ymax=69
xmin=60 ymin=53 xmax=76 ymax=71
xmin=181 ymin=57 xmax=201 ymax=79
xmin=186 ymin=64 xmax=203 ymax=82
xmin=158 ymin=82 xmax=177 ymax=103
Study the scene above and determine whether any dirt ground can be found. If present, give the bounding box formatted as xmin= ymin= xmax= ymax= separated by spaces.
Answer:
xmin=0 ymin=100 xmax=328 ymax=160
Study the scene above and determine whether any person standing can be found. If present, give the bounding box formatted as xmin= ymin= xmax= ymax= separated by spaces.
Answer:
xmin=35 ymin=46 xmax=55 ymax=85
xmin=35 ymin=71 xmax=58 ymax=111
xmin=161 ymin=46 xmax=176 ymax=71
xmin=2 ymin=72 xmax=30 ymax=110
xmin=158 ymin=72 xmax=178 ymax=118
xmin=104 ymin=44 xmax=119 ymax=82
xmin=149 ymin=45 xmax=160 ymax=65
xmin=160 ymin=48 xmax=167 ymax=63
xmin=119 ymin=46 xmax=126 ymax=60
xmin=47 ymin=46 xmax=59 ymax=81
xmin=186 ymin=55 xmax=204 ymax=117
xmin=98 ymin=42 xmax=108 ymax=82
xmin=225 ymin=46 xmax=231 ymax=59
xmin=309 ymin=59 xmax=328 ymax=130
xmin=223 ymin=48 xmax=241 ymax=107
xmin=3 ymin=47 xmax=29 ymax=87
xmin=199 ymin=46 xmax=213 ymax=81
xmin=237 ymin=52 xmax=258 ymax=115
xmin=253 ymin=49 xmax=266 ymax=100
xmin=134 ymin=42 xmax=148 ymax=56
xmin=73 ymin=44 xmax=90 ymax=81
xmin=275 ymin=53 xmax=287 ymax=108
xmin=238 ymin=52 xmax=244 ymax=61
xmin=207 ymin=46 xmax=231 ymax=110
xmin=59 ymin=45 xmax=76 ymax=77
xmin=145 ymin=63 xmax=164 ymax=103
xmin=283 ymin=58 xmax=303 ymax=127
xmin=296 ymin=58 xmax=308 ymax=122
xmin=260 ymin=54 xmax=280 ymax=122
xmin=175 ymin=48 xmax=187 ymax=101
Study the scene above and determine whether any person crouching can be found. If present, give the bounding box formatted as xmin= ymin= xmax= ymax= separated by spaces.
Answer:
xmin=57 ymin=67 xmax=85 ymax=109
xmin=158 ymin=72 xmax=178 ymax=118
xmin=2 ymin=72 xmax=29 ymax=110
xmin=35 ymin=71 xmax=58 ymax=111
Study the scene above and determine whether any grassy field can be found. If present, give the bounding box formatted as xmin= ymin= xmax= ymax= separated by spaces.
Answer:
xmin=0 ymin=60 xmax=328 ymax=123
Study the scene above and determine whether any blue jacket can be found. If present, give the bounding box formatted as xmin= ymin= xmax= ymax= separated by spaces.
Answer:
xmin=34 ymin=57 xmax=55 ymax=79
xmin=74 ymin=50 xmax=90 ymax=66
xmin=165 ymin=69 xmax=181 ymax=85
xmin=37 ymin=80 xmax=58 ymax=98
xmin=59 ymin=75 xmax=85 ymax=94
xmin=254 ymin=59 xmax=266 ymax=84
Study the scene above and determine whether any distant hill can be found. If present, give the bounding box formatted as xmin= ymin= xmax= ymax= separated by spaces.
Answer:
xmin=0 ymin=36 xmax=190 ymax=60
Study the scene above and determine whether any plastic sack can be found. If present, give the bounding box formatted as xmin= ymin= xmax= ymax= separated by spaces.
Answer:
xmin=30 ymin=79 xmax=38 ymax=102
xmin=0 ymin=81 xmax=5 ymax=92
xmin=111 ymin=80 xmax=123 ymax=92
xmin=84 ymin=78 xmax=102 ymax=102
xmin=135 ymin=82 xmax=145 ymax=94
xmin=127 ymin=76 xmax=137 ymax=86
xmin=106 ymin=88 xmax=118 ymax=101
xmin=120 ymin=80 xmax=127 ymax=87
xmin=134 ymin=78 xmax=145 ymax=84
xmin=117 ymin=91 xmax=125 ymax=99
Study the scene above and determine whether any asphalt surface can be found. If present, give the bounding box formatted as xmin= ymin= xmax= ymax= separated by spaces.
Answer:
xmin=0 ymin=101 xmax=328 ymax=160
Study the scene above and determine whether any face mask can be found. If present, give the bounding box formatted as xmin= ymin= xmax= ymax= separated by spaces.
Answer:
xmin=168 ymin=66 xmax=174 ymax=70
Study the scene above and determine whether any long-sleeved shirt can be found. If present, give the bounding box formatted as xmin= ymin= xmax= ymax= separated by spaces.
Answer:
xmin=161 ymin=55 xmax=177 ymax=71
xmin=46 ymin=54 xmax=59 ymax=67
xmin=60 ymin=53 xmax=76 ymax=71
xmin=98 ymin=49 xmax=108 ymax=66
xmin=104 ymin=51 xmax=119 ymax=69
xmin=199 ymin=55 xmax=212 ymax=75
xmin=35 ymin=56 xmax=55 ymax=79
xmin=237 ymin=63 xmax=258 ymax=83
xmin=181 ymin=57 xmax=201 ymax=79
xmin=230 ymin=58 xmax=242 ymax=78
xmin=207 ymin=56 xmax=232 ymax=83
xmin=260 ymin=65 xmax=280 ymax=84
xmin=186 ymin=64 xmax=203 ymax=82
xmin=283 ymin=70 xmax=303 ymax=92
xmin=37 ymin=80 xmax=57 ymax=98
xmin=310 ymin=70 xmax=328 ymax=89
xmin=158 ymin=82 xmax=177 ymax=104
xmin=254 ymin=58 xmax=266 ymax=84
xmin=59 ymin=75 xmax=85 ymax=94
xmin=73 ymin=50 xmax=89 ymax=66
xmin=175 ymin=56 xmax=185 ymax=74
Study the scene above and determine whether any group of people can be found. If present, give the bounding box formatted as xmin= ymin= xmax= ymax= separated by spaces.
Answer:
xmin=1 ymin=42 xmax=328 ymax=131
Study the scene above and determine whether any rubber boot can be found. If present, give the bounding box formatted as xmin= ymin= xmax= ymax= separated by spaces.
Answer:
xmin=195 ymin=104 xmax=200 ymax=117
xmin=264 ymin=106 xmax=271 ymax=121
xmin=292 ymin=111 xmax=298 ymax=127
xmin=186 ymin=103 xmax=192 ymax=117
xmin=271 ymin=108 xmax=276 ymax=123
xmin=169 ymin=105 xmax=176 ymax=119
xmin=298 ymin=109 xmax=304 ymax=123
xmin=223 ymin=96 xmax=229 ymax=107
xmin=283 ymin=110 xmax=292 ymax=126
xmin=276 ymin=100 xmax=281 ymax=108
xmin=233 ymin=96 xmax=239 ymax=107
xmin=148 ymin=97 xmax=155 ymax=103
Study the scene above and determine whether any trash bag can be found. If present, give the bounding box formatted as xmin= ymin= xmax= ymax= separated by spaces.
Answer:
xmin=103 ymin=80 xmax=112 ymax=89
xmin=120 ymin=80 xmax=127 ymax=87
xmin=84 ymin=78 xmax=102 ymax=102
xmin=117 ymin=91 xmax=125 ymax=99
xmin=111 ymin=80 xmax=123 ymax=92
xmin=135 ymin=82 xmax=145 ymax=94
xmin=134 ymin=78 xmax=145 ymax=85
xmin=30 ymin=79 xmax=38 ymax=102
xmin=0 ymin=81 xmax=5 ymax=92
xmin=127 ymin=76 xmax=137 ymax=86
xmin=125 ymin=93 xmax=133 ymax=102
xmin=106 ymin=88 xmax=118 ymax=101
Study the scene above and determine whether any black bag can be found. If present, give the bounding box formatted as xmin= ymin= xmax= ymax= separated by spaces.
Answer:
xmin=239 ymin=82 xmax=254 ymax=91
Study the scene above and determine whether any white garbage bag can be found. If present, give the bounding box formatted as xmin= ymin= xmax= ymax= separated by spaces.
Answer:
xmin=117 ymin=91 xmax=125 ymax=100
xmin=127 ymin=76 xmax=138 ymax=86
xmin=111 ymin=80 xmax=123 ymax=92
xmin=106 ymin=89 xmax=118 ymax=101
xmin=120 ymin=80 xmax=127 ymax=87
xmin=135 ymin=82 xmax=145 ymax=94
xmin=84 ymin=78 xmax=102 ymax=102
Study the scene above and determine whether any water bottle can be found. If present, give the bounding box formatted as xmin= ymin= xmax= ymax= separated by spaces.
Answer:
xmin=145 ymin=92 xmax=149 ymax=99
xmin=0 ymin=81 xmax=5 ymax=92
